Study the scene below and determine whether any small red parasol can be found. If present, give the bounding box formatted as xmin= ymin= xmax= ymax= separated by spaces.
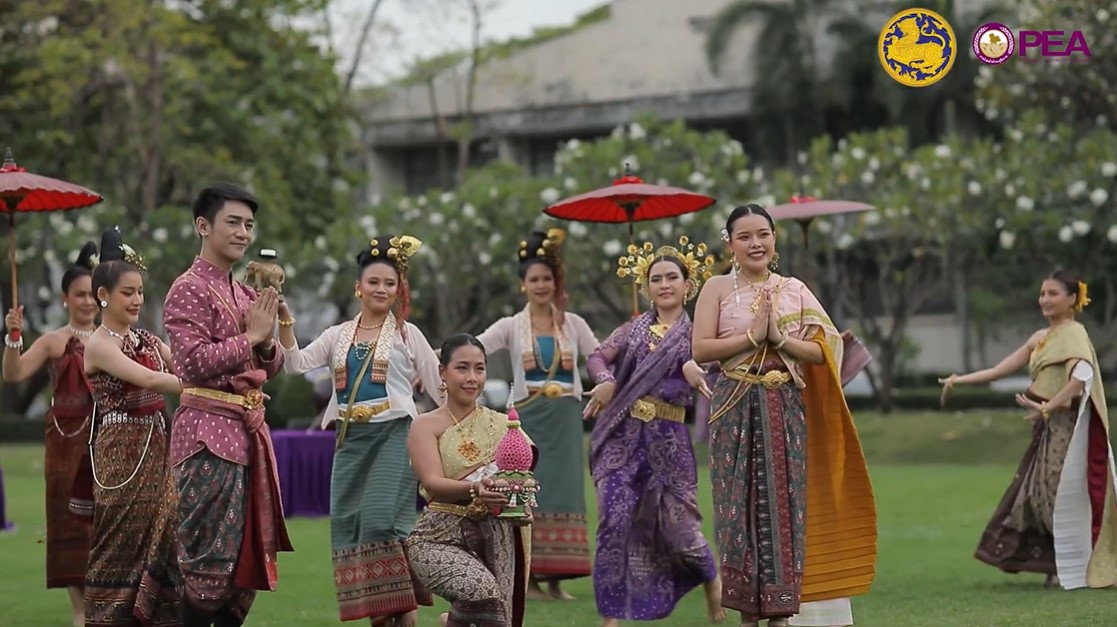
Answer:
xmin=544 ymin=164 xmax=716 ymax=314
xmin=766 ymin=195 xmax=875 ymax=249
xmin=0 ymin=148 xmax=104 ymax=341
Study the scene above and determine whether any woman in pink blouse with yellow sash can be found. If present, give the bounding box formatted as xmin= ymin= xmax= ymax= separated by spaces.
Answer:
xmin=692 ymin=204 xmax=877 ymax=627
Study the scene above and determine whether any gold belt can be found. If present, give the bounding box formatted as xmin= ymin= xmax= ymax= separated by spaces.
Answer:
xmin=340 ymin=401 xmax=391 ymax=423
xmin=630 ymin=397 xmax=686 ymax=423
xmin=182 ymin=387 xmax=265 ymax=410
xmin=724 ymin=369 xmax=793 ymax=389
xmin=526 ymin=382 xmax=566 ymax=399
xmin=426 ymin=501 xmax=488 ymax=520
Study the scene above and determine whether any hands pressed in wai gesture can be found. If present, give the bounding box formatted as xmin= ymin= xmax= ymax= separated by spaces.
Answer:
xmin=748 ymin=288 xmax=785 ymax=349
xmin=246 ymin=287 xmax=280 ymax=346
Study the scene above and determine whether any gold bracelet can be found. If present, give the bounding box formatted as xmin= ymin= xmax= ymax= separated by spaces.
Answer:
xmin=278 ymin=318 xmax=295 ymax=328
xmin=775 ymin=333 xmax=789 ymax=349
xmin=747 ymin=329 xmax=759 ymax=348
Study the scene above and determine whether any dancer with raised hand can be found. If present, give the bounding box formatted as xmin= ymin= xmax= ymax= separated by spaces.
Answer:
xmin=82 ymin=226 xmax=183 ymax=626
xmin=278 ymin=234 xmax=442 ymax=627
xmin=163 ymin=183 xmax=291 ymax=627
xmin=583 ymin=236 xmax=725 ymax=626
xmin=3 ymin=241 xmax=98 ymax=627
xmin=475 ymin=228 xmax=599 ymax=600
xmin=406 ymin=333 xmax=535 ymax=627
xmin=692 ymin=204 xmax=877 ymax=627
xmin=941 ymin=271 xmax=1117 ymax=590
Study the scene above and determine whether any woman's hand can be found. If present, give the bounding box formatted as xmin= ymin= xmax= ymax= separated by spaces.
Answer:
xmin=682 ymin=360 xmax=711 ymax=398
xmin=937 ymin=374 xmax=958 ymax=407
xmin=766 ymin=294 xmax=783 ymax=347
xmin=4 ymin=305 xmax=23 ymax=336
xmin=583 ymin=381 xmax=616 ymax=419
xmin=509 ymin=508 xmax=534 ymax=527
xmin=474 ymin=478 xmax=508 ymax=507
xmin=1015 ymin=393 xmax=1044 ymax=419
xmin=748 ymin=289 xmax=770 ymax=346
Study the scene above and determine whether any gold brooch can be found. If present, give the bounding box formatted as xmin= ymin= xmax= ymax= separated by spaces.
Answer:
xmin=242 ymin=389 xmax=265 ymax=410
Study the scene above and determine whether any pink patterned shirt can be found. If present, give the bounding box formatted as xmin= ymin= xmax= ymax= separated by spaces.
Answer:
xmin=163 ymin=256 xmax=284 ymax=467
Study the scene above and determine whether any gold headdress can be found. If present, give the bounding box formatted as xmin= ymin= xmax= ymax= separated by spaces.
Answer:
xmin=1076 ymin=281 xmax=1091 ymax=313
xmin=366 ymin=235 xmax=423 ymax=276
xmin=96 ymin=226 xmax=147 ymax=272
xmin=616 ymin=235 xmax=714 ymax=302
xmin=518 ymin=228 xmax=568 ymax=310
xmin=518 ymin=228 xmax=566 ymax=267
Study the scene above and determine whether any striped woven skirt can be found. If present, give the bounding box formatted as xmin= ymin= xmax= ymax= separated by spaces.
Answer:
xmin=331 ymin=418 xmax=432 ymax=622
xmin=709 ymin=374 xmax=807 ymax=620
xmin=84 ymin=412 xmax=180 ymax=627
xmin=516 ymin=396 xmax=591 ymax=579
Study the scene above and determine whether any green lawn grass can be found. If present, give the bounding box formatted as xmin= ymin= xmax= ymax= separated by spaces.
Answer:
xmin=3 ymin=410 xmax=1116 ymax=625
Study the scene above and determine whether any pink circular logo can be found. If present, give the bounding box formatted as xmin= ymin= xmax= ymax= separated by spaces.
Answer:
xmin=973 ymin=23 xmax=1014 ymax=64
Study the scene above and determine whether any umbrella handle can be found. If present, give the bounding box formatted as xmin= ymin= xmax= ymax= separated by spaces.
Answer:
xmin=7 ymin=212 xmax=18 ymax=342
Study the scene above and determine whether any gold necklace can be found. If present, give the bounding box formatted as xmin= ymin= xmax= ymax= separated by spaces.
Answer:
xmin=740 ymin=270 xmax=770 ymax=315
xmin=351 ymin=321 xmax=381 ymax=362
xmin=448 ymin=406 xmax=482 ymax=463
xmin=357 ymin=318 xmax=385 ymax=331
xmin=648 ymin=316 xmax=674 ymax=351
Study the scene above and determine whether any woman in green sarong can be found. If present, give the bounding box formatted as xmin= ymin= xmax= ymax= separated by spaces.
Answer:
xmin=941 ymin=270 xmax=1117 ymax=590
xmin=279 ymin=234 xmax=443 ymax=626
xmin=476 ymin=228 xmax=599 ymax=600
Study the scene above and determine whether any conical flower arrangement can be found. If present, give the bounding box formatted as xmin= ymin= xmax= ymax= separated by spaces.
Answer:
xmin=490 ymin=404 xmax=539 ymax=519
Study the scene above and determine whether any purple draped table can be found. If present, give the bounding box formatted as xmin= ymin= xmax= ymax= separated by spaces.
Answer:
xmin=0 ymin=463 xmax=13 ymax=532
xmin=269 ymin=429 xmax=334 ymax=518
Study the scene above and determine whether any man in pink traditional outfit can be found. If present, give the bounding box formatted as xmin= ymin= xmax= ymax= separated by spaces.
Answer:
xmin=163 ymin=183 xmax=293 ymax=627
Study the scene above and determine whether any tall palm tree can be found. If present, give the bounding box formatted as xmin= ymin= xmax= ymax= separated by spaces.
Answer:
xmin=705 ymin=0 xmax=838 ymax=167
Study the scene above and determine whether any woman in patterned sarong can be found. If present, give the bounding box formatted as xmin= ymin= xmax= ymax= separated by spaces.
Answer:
xmin=82 ymin=227 xmax=183 ymax=626
xmin=476 ymin=228 xmax=599 ymax=600
xmin=583 ymin=236 xmax=725 ymax=626
xmin=3 ymin=242 xmax=99 ymax=627
xmin=692 ymin=205 xmax=877 ymax=627
xmin=941 ymin=270 xmax=1117 ymax=590
xmin=278 ymin=234 xmax=442 ymax=627
xmin=406 ymin=333 xmax=534 ymax=627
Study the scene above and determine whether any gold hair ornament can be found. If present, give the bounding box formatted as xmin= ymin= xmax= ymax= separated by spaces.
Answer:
xmin=518 ymin=228 xmax=566 ymax=265
xmin=368 ymin=235 xmax=422 ymax=276
xmin=89 ymin=245 xmax=146 ymax=273
xmin=1076 ymin=282 xmax=1091 ymax=313
xmin=615 ymin=235 xmax=714 ymax=302
xmin=120 ymin=244 xmax=147 ymax=273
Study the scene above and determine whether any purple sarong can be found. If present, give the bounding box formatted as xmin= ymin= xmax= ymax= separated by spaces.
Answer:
xmin=587 ymin=311 xmax=717 ymax=620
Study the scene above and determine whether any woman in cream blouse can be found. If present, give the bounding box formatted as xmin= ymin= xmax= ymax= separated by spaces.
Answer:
xmin=278 ymin=234 xmax=442 ymax=627
xmin=475 ymin=228 xmax=599 ymax=601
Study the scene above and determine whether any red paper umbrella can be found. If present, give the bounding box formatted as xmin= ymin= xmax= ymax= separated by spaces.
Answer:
xmin=544 ymin=165 xmax=715 ymax=236
xmin=544 ymin=165 xmax=716 ymax=314
xmin=767 ymin=195 xmax=875 ymax=249
xmin=0 ymin=148 xmax=104 ymax=340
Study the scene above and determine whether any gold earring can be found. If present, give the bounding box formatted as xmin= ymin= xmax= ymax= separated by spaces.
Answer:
xmin=355 ymin=290 xmax=361 ymax=298
xmin=520 ymin=285 xmax=526 ymax=293
xmin=438 ymin=381 xmax=447 ymax=401
xmin=769 ymin=252 xmax=780 ymax=271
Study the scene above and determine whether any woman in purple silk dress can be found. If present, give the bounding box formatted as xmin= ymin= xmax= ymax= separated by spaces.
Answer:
xmin=583 ymin=237 xmax=726 ymax=626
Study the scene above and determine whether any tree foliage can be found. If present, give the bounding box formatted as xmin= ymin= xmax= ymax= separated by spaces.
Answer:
xmin=975 ymin=0 xmax=1117 ymax=130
